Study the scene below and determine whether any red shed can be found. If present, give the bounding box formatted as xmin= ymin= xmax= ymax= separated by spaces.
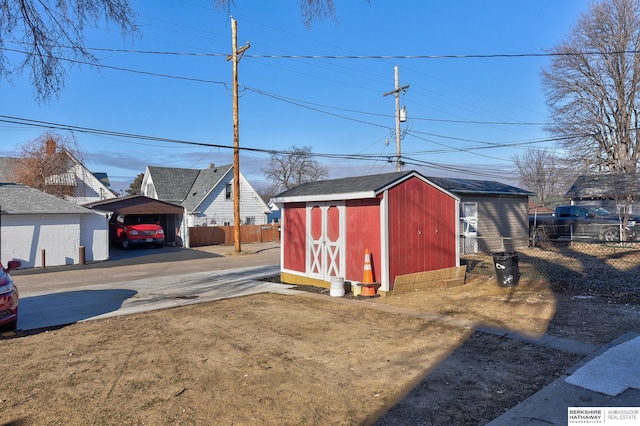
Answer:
xmin=271 ymin=171 xmax=460 ymax=293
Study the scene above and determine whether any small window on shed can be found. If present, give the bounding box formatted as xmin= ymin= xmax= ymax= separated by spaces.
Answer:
xmin=225 ymin=183 xmax=232 ymax=200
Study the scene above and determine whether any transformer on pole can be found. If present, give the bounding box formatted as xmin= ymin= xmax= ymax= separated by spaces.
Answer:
xmin=383 ymin=66 xmax=409 ymax=171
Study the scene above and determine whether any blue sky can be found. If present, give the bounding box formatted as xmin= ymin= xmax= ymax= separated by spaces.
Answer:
xmin=1 ymin=0 xmax=589 ymax=195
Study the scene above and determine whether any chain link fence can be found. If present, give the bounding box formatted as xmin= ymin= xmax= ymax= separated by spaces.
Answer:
xmin=460 ymin=236 xmax=640 ymax=293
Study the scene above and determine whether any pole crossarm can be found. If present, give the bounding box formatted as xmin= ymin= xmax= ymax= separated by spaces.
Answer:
xmin=382 ymin=84 xmax=410 ymax=98
xmin=226 ymin=43 xmax=251 ymax=62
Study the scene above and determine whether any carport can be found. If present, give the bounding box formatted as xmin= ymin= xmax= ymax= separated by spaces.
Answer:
xmin=84 ymin=196 xmax=185 ymax=246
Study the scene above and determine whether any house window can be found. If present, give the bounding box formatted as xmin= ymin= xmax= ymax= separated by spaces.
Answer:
xmin=245 ymin=216 xmax=255 ymax=225
xmin=223 ymin=221 xmax=231 ymax=226
xmin=225 ymin=183 xmax=232 ymax=200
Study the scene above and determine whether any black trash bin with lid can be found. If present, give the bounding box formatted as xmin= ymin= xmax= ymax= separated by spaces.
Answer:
xmin=493 ymin=252 xmax=520 ymax=287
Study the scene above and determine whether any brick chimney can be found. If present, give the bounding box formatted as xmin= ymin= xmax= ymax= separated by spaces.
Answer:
xmin=45 ymin=138 xmax=57 ymax=157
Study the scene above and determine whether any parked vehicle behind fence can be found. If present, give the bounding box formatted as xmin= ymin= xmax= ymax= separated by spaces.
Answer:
xmin=529 ymin=205 xmax=640 ymax=242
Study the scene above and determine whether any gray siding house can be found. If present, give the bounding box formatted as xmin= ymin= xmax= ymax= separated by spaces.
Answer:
xmin=427 ymin=177 xmax=535 ymax=253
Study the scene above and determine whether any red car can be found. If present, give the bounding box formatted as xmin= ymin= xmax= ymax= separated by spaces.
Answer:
xmin=111 ymin=214 xmax=165 ymax=249
xmin=0 ymin=260 xmax=21 ymax=331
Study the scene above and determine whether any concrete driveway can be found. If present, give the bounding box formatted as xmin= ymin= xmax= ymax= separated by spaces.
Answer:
xmin=10 ymin=242 xmax=294 ymax=331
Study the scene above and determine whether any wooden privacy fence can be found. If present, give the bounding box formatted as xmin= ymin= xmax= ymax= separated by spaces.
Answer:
xmin=188 ymin=224 xmax=280 ymax=247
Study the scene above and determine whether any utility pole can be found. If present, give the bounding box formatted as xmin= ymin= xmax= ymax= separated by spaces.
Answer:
xmin=383 ymin=66 xmax=409 ymax=171
xmin=227 ymin=17 xmax=250 ymax=253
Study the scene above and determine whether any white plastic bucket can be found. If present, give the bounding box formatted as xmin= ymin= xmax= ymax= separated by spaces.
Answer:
xmin=330 ymin=277 xmax=345 ymax=297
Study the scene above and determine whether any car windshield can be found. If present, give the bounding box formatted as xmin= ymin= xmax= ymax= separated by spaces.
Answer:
xmin=124 ymin=216 xmax=158 ymax=225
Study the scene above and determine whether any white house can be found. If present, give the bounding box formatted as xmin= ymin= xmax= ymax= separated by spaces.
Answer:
xmin=141 ymin=164 xmax=270 ymax=237
xmin=0 ymin=183 xmax=109 ymax=268
xmin=0 ymin=151 xmax=117 ymax=205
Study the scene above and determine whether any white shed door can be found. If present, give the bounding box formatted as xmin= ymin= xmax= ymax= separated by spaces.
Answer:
xmin=307 ymin=202 xmax=345 ymax=281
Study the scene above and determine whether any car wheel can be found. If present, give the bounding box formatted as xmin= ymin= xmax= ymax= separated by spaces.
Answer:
xmin=1 ymin=315 xmax=17 ymax=331
xmin=601 ymin=227 xmax=620 ymax=242
xmin=122 ymin=237 xmax=131 ymax=250
xmin=6 ymin=318 xmax=17 ymax=331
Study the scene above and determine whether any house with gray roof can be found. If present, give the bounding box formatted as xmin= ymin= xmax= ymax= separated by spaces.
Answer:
xmin=0 ymin=183 xmax=109 ymax=268
xmin=565 ymin=174 xmax=640 ymax=212
xmin=141 ymin=164 xmax=270 ymax=246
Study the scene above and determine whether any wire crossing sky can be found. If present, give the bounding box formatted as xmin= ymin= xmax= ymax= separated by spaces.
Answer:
xmin=0 ymin=1 xmax=589 ymax=194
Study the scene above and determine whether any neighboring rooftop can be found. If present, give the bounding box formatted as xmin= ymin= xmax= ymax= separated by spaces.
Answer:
xmin=565 ymin=174 xmax=640 ymax=199
xmin=0 ymin=183 xmax=93 ymax=215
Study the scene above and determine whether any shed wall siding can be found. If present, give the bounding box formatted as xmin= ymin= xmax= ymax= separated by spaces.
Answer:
xmin=387 ymin=177 xmax=457 ymax=285
xmin=461 ymin=195 xmax=529 ymax=239
xmin=345 ymin=199 xmax=381 ymax=283
xmin=283 ymin=203 xmax=306 ymax=272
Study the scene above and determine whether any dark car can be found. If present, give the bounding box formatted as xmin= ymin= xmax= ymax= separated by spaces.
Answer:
xmin=0 ymin=260 xmax=21 ymax=330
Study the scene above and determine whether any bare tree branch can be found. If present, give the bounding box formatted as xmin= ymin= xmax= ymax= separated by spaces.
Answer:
xmin=0 ymin=0 xmax=138 ymax=101
xmin=542 ymin=0 xmax=640 ymax=174
xmin=261 ymin=145 xmax=329 ymax=195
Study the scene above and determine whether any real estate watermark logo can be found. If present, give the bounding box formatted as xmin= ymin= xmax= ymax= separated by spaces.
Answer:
xmin=568 ymin=408 xmax=639 ymax=425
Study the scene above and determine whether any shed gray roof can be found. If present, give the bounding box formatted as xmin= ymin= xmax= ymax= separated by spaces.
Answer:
xmin=273 ymin=171 xmax=416 ymax=201
xmin=272 ymin=171 xmax=533 ymax=203
xmin=426 ymin=176 xmax=535 ymax=196
xmin=565 ymin=174 xmax=640 ymax=199
xmin=0 ymin=183 xmax=93 ymax=215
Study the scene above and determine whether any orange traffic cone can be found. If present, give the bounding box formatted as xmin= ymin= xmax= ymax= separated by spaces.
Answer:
xmin=359 ymin=249 xmax=380 ymax=297
xmin=363 ymin=249 xmax=374 ymax=284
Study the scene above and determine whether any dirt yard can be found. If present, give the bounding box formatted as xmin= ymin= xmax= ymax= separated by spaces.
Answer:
xmin=1 ymin=272 xmax=639 ymax=425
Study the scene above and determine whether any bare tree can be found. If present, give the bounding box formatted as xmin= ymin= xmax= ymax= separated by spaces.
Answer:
xmin=211 ymin=0 xmax=339 ymax=28
xmin=512 ymin=149 xmax=567 ymax=207
xmin=262 ymin=146 xmax=329 ymax=195
xmin=1 ymin=1 xmax=362 ymax=101
xmin=542 ymin=0 xmax=640 ymax=174
xmin=0 ymin=0 xmax=138 ymax=101
xmin=542 ymin=0 xmax=640 ymax=240
xmin=12 ymin=131 xmax=85 ymax=198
